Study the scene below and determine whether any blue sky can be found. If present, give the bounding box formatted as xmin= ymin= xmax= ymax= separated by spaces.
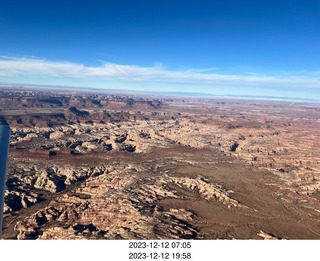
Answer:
xmin=0 ymin=0 xmax=320 ymax=99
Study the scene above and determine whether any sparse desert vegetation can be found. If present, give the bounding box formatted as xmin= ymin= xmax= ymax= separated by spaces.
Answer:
xmin=1 ymin=87 xmax=320 ymax=239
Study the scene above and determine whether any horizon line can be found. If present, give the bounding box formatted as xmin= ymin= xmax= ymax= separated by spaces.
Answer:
xmin=0 ymin=82 xmax=319 ymax=103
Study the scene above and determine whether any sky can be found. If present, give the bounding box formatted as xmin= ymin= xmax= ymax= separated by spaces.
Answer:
xmin=0 ymin=0 xmax=320 ymax=99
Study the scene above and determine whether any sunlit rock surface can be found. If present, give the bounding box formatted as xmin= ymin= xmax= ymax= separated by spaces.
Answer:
xmin=1 ymin=87 xmax=320 ymax=239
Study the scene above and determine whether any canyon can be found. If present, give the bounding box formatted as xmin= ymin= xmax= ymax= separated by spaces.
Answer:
xmin=1 ymin=87 xmax=320 ymax=239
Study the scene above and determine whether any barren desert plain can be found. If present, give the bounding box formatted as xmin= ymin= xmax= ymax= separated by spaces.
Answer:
xmin=1 ymin=86 xmax=320 ymax=239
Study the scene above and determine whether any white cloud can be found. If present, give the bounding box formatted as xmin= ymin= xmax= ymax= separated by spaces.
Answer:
xmin=0 ymin=56 xmax=320 ymax=89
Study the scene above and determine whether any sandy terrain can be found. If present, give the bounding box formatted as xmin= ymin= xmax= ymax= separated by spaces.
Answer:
xmin=1 ymin=87 xmax=320 ymax=239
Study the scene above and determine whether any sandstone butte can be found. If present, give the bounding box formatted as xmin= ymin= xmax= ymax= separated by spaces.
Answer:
xmin=1 ymin=87 xmax=320 ymax=239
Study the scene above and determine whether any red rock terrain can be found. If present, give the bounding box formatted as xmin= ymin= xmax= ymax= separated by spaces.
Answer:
xmin=1 ymin=87 xmax=320 ymax=239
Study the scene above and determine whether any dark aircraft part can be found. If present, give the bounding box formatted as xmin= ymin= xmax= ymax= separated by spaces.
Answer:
xmin=0 ymin=124 xmax=10 ymax=238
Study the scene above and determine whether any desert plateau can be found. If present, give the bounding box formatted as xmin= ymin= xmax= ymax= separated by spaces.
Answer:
xmin=1 ymin=86 xmax=320 ymax=240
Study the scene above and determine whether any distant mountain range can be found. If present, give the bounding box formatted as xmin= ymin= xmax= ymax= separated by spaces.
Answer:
xmin=0 ymin=82 xmax=319 ymax=102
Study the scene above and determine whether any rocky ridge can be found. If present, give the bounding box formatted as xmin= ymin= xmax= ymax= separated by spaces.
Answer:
xmin=2 ymin=88 xmax=320 ymax=239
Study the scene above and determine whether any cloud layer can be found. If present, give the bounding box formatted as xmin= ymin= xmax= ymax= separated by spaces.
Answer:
xmin=1 ymin=56 xmax=320 ymax=89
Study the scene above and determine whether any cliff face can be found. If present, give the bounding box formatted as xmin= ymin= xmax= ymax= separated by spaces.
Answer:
xmin=2 ymin=88 xmax=320 ymax=239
